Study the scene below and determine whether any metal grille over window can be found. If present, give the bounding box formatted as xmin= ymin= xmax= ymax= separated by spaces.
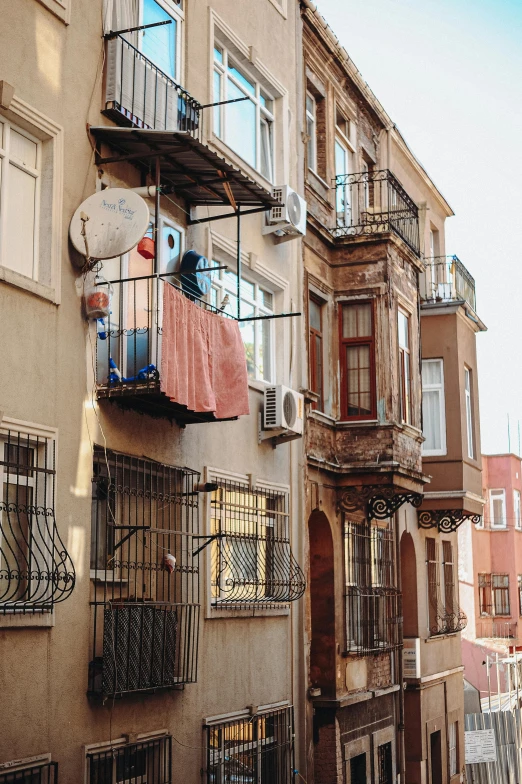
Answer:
xmin=0 ymin=430 xmax=75 ymax=612
xmin=206 ymin=706 xmax=295 ymax=784
xmin=0 ymin=762 xmax=58 ymax=784
xmin=426 ymin=538 xmax=466 ymax=636
xmin=87 ymin=736 xmax=171 ymax=784
xmin=210 ymin=480 xmax=305 ymax=607
xmin=343 ymin=518 xmax=400 ymax=656
xmin=89 ymin=447 xmax=200 ymax=696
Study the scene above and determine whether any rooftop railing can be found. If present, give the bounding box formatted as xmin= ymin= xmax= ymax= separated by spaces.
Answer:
xmin=104 ymin=34 xmax=200 ymax=135
xmin=421 ymin=255 xmax=477 ymax=312
xmin=331 ymin=169 xmax=420 ymax=256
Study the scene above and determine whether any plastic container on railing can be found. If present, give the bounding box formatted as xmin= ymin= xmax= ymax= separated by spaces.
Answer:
xmin=84 ymin=277 xmax=111 ymax=320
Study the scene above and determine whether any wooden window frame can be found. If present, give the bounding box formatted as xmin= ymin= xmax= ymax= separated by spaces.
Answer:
xmin=339 ymin=300 xmax=376 ymax=421
xmin=492 ymin=573 xmax=510 ymax=617
xmin=308 ymin=292 xmax=324 ymax=411
xmin=398 ymin=308 xmax=412 ymax=425
xmin=478 ymin=573 xmax=492 ymax=616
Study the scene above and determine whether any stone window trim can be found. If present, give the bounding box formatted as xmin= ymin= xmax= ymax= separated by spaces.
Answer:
xmin=372 ymin=726 xmax=396 ymax=784
xmin=35 ymin=0 xmax=70 ymax=25
xmin=343 ymin=734 xmax=371 ymax=784
xmin=203 ymin=466 xmax=291 ymax=620
xmin=0 ymin=94 xmax=63 ymax=304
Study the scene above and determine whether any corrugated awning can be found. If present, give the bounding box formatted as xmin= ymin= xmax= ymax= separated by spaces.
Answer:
xmin=89 ymin=127 xmax=280 ymax=209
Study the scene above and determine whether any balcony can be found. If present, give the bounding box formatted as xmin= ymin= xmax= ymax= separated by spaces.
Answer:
xmin=89 ymin=448 xmax=200 ymax=697
xmin=477 ymin=619 xmax=517 ymax=641
xmin=104 ymin=34 xmax=200 ymax=135
xmin=330 ymin=169 xmax=420 ymax=256
xmin=421 ymin=255 xmax=477 ymax=312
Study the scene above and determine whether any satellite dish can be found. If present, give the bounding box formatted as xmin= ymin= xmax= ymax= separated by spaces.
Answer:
xmin=69 ymin=188 xmax=150 ymax=261
xmin=180 ymin=250 xmax=212 ymax=299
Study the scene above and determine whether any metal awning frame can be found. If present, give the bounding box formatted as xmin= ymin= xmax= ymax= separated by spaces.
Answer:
xmin=91 ymin=128 xmax=300 ymax=323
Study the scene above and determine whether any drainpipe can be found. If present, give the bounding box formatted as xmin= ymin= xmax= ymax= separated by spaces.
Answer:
xmin=395 ymin=510 xmax=406 ymax=784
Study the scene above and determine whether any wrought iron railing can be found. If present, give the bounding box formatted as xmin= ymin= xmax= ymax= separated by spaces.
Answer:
xmin=89 ymin=447 xmax=200 ymax=697
xmin=344 ymin=586 xmax=401 ymax=656
xmin=0 ymin=762 xmax=58 ymax=784
xmin=209 ymin=479 xmax=305 ymax=608
xmin=476 ymin=620 xmax=517 ymax=640
xmin=206 ymin=706 xmax=295 ymax=784
xmin=0 ymin=430 xmax=75 ymax=613
xmin=421 ymin=255 xmax=477 ymax=312
xmin=331 ymin=169 xmax=420 ymax=255
xmin=104 ymin=34 xmax=200 ymax=135
xmin=87 ymin=736 xmax=171 ymax=784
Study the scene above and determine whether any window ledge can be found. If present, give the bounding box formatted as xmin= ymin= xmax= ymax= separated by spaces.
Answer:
xmin=207 ymin=605 xmax=290 ymax=619
xmin=0 ymin=266 xmax=59 ymax=305
xmin=209 ymin=135 xmax=273 ymax=196
xmin=35 ymin=0 xmax=70 ymax=24
xmin=248 ymin=379 xmax=271 ymax=393
xmin=425 ymin=632 xmax=459 ymax=641
xmin=0 ymin=612 xmax=55 ymax=628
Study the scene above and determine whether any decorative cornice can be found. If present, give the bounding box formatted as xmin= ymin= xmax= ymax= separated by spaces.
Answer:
xmin=418 ymin=509 xmax=482 ymax=533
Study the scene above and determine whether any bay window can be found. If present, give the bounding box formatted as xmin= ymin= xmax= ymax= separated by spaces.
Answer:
xmin=213 ymin=44 xmax=274 ymax=181
xmin=422 ymin=359 xmax=446 ymax=455
xmin=340 ymin=301 xmax=375 ymax=420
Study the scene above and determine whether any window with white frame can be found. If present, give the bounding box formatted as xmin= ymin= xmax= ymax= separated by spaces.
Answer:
xmin=210 ymin=268 xmax=274 ymax=382
xmin=335 ymin=138 xmax=351 ymax=226
xmin=515 ymin=490 xmax=521 ymax=530
xmin=422 ymin=359 xmax=446 ymax=455
xmin=213 ymin=43 xmax=274 ymax=180
xmin=490 ymin=489 xmax=506 ymax=528
xmin=306 ymin=92 xmax=317 ymax=172
xmin=0 ymin=757 xmax=58 ymax=784
xmin=464 ymin=367 xmax=475 ymax=459
xmin=205 ymin=705 xmax=295 ymax=784
xmin=86 ymin=734 xmax=171 ymax=784
xmin=448 ymin=721 xmax=458 ymax=778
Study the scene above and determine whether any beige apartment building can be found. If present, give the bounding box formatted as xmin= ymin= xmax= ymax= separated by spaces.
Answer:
xmin=0 ymin=1 xmax=307 ymax=783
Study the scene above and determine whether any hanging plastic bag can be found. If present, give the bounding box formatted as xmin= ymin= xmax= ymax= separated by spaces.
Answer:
xmin=84 ymin=277 xmax=112 ymax=320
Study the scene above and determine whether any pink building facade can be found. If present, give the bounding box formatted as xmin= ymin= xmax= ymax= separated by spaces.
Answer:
xmin=460 ymin=453 xmax=522 ymax=695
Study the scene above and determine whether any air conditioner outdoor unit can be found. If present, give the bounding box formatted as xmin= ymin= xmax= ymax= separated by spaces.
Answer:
xmin=263 ymin=385 xmax=304 ymax=435
xmin=263 ymin=186 xmax=307 ymax=237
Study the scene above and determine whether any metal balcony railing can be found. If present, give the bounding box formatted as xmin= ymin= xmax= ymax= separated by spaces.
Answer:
xmin=421 ymin=255 xmax=477 ymax=312
xmin=104 ymin=34 xmax=200 ymax=135
xmin=0 ymin=761 xmax=58 ymax=784
xmin=344 ymin=586 xmax=401 ymax=656
xmin=88 ymin=447 xmax=200 ymax=697
xmin=477 ymin=619 xmax=517 ymax=640
xmin=331 ymin=169 xmax=420 ymax=255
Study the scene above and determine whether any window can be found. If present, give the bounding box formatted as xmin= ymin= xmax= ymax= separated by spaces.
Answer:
xmin=350 ymin=754 xmax=367 ymax=784
xmin=442 ymin=541 xmax=456 ymax=620
xmin=89 ymin=447 xmax=200 ymax=695
xmin=209 ymin=478 xmax=304 ymax=607
xmin=0 ymin=425 xmax=74 ymax=613
xmin=464 ymin=367 xmax=475 ymax=459
xmin=140 ymin=0 xmax=181 ymax=79
xmin=0 ymin=759 xmax=58 ymax=784
xmin=206 ymin=706 xmax=295 ymax=784
xmin=213 ymin=44 xmax=274 ymax=180
xmin=422 ymin=360 xmax=446 ymax=455
xmin=398 ymin=309 xmax=412 ymax=424
xmin=86 ymin=735 xmax=171 ymax=784
xmin=210 ymin=268 xmax=274 ymax=382
xmin=306 ymin=92 xmax=317 ymax=172
xmin=340 ymin=302 xmax=375 ymax=420
xmin=490 ymin=489 xmax=506 ymax=528
xmin=309 ymin=293 xmax=324 ymax=410
xmin=335 ymin=138 xmax=351 ymax=226
xmin=377 ymin=743 xmax=393 ymax=784
xmin=448 ymin=722 xmax=458 ymax=778
xmin=0 ymin=119 xmax=40 ymax=281
xmin=429 ymin=228 xmax=440 ymax=260
xmin=515 ymin=491 xmax=521 ymax=529
xmin=343 ymin=518 xmax=399 ymax=655
xmin=492 ymin=574 xmax=510 ymax=616
xmin=426 ymin=538 xmax=465 ymax=635
xmin=335 ymin=107 xmax=351 ymax=141
xmin=518 ymin=576 xmax=522 ymax=616
xmin=426 ymin=537 xmax=440 ymax=634
xmin=478 ymin=573 xmax=492 ymax=616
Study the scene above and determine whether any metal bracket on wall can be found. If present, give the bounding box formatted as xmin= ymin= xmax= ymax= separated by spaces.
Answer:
xmin=417 ymin=510 xmax=482 ymax=533
xmin=258 ymin=413 xmax=302 ymax=449
xmin=337 ymin=484 xmax=422 ymax=520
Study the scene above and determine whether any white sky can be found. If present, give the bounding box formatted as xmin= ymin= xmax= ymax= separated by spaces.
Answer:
xmin=314 ymin=0 xmax=522 ymax=455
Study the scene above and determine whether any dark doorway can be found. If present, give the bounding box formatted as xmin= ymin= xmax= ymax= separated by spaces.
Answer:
xmin=308 ymin=510 xmax=336 ymax=696
xmin=350 ymin=752 xmax=367 ymax=784
xmin=430 ymin=730 xmax=443 ymax=784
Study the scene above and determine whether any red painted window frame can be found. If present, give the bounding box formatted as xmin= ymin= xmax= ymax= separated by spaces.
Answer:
xmin=339 ymin=300 xmax=376 ymax=421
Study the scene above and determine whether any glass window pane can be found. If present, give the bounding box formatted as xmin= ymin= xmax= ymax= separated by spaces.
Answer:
xmin=423 ymin=390 xmax=441 ymax=451
xmin=342 ymin=303 xmax=372 ymax=338
xmin=260 ymin=319 xmax=271 ymax=382
xmin=227 ymin=63 xmax=255 ymax=95
xmin=141 ymin=0 xmax=176 ymax=78
xmin=261 ymin=289 xmax=273 ymax=310
xmin=398 ymin=311 xmax=409 ymax=348
xmin=306 ymin=94 xmax=314 ymax=115
xmin=214 ymin=46 xmax=223 ymax=63
xmin=260 ymin=117 xmax=272 ymax=181
xmin=213 ymin=70 xmax=222 ymax=137
xmin=4 ymin=163 xmax=36 ymax=278
xmin=239 ymin=321 xmax=255 ymax=378
xmin=225 ymin=79 xmax=256 ymax=169
xmin=240 ymin=278 xmax=255 ymax=301
xmin=309 ymin=297 xmax=321 ymax=332
xmin=10 ymin=129 xmax=37 ymax=169
xmin=422 ymin=359 xmax=442 ymax=386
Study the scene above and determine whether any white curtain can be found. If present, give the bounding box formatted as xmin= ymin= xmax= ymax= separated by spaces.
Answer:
xmin=102 ymin=0 xmax=139 ymax=35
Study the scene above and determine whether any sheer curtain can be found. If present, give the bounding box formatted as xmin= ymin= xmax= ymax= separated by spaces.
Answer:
xmin=102 ymin=0 xmax=139 ymax=35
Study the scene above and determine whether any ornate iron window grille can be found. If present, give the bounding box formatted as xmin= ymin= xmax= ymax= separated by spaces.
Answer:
xmin=330 ymin=169 xmax=420 ymax=256
xmin=209 ymin=479 xmax=305 ymax=607
xmin=205 ymin=706 xmax=295 ymax=784
xmin=104 ymin=34 xmax=201 ymax=137
xmin=343 ymin=518 xmax=400 ymax=656
xmin=89 ymin=447 xmax=200 ymax=697
xmin=426 ymin=538 xmax=466 ymax=636
xmin=0 ymin=762 xmax=58 ymax=784
xmin=0 ymin=430 xmax=75 ymax=613
xmin=87 ymin=736 xmax=172 ymax=784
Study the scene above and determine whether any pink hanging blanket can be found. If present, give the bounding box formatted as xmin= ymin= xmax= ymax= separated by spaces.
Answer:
xmin=160 ymin=284 xmax=250 ymax=419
